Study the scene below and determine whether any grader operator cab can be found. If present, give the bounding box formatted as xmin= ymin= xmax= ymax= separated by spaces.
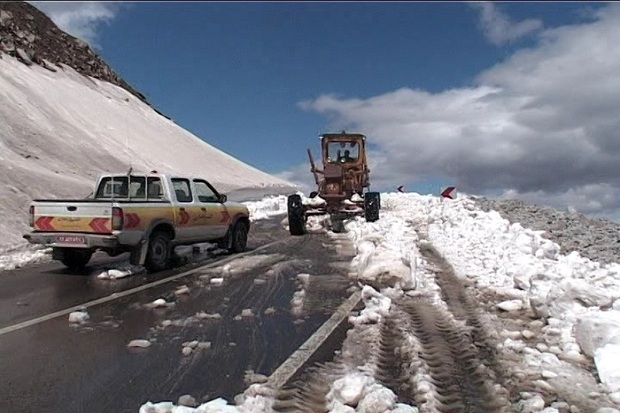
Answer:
xmin=287 ymin=131 xmax=380 ymax=235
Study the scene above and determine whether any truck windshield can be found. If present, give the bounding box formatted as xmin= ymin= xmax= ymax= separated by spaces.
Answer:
xmin=95 ymin=176 xmax=147 ymax=199
xmin=326 ymin=141 xmax=360 ymax=164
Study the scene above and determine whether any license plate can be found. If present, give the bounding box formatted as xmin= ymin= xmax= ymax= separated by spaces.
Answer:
xmin=56 ymin=235 xmax=86 ymax=244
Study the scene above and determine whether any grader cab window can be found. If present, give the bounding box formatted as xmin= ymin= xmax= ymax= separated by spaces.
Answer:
xmin=326 ymin=141 xmax=360 ymax=164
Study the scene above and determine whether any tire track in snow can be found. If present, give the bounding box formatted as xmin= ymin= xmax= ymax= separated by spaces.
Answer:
xmin=416 ymin=241 xmax=512 ymax=406
xmin=374 ymin=312 xmax=418 ymax=405
xmin=272 ymin=221 xmax=511 ymax=412
xmin=399 ymin=297 xmax=507 ymax=413
xmin=272 ymin=361 xmax=346 ymax=413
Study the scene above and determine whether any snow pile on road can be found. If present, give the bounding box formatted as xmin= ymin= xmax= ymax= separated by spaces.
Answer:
xmin=342 ymin=193 xmax=620 ymax=410
xmin=97 ymin=265 xmax=143 ymax=280
xmin=0 ymin=244 xmax=51 ymax=271
xmin=246 ymin=195 xmax=289 ymax=222
xmin=139 ymin=191 xmax=620 ymax=412
xmin=68 ymin=310 xmax=89 ymax=324
xmin=128 ymin=339 xmax=152 ymax=349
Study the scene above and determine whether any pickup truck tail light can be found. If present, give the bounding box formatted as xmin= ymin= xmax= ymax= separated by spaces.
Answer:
xmin=29 ymin=205 xmax=34 ymax=227
xmin=112 ymin=207 xmax=124 ymax=230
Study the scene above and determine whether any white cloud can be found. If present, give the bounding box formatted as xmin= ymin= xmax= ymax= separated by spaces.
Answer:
xmin=28 ymin=2 xmax=124 ymax=47
xmin=469 ymin=2 xmax=543 ymax=46
xmin=292 ymin=4 xmax=620 ymax=220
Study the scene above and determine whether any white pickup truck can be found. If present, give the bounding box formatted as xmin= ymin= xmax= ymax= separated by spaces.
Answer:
xmin=23 ymin=172 xmax=251 ymax=272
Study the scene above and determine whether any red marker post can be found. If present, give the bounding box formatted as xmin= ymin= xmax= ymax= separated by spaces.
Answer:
xmin=439 ymin=186 xmax=456 ymax=217
xmin=440 ymin=186 xmax=456 ymax=199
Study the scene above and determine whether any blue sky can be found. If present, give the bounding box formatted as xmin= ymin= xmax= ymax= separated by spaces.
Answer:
xmin=95 ymin=2 xmax=502 ymax=171
xmin=30 ymin=2 xmax=620 ymax=219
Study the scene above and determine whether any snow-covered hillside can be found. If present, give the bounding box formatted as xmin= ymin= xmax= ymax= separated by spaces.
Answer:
xmin=0 ymin=55 xmax=296 ymax=250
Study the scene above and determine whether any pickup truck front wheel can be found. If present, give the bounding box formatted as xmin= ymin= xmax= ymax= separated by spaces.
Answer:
xmin=145 ymin=232 xmax=172 ymax=273
xmin=230 ymin=221 xmax=248 ymax=253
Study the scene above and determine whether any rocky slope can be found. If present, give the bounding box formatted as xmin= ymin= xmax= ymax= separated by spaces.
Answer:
xmin=474 ymin=197 xmax=620 ymax=265
xmin=0 ymin=1 xmax=167 ymax=117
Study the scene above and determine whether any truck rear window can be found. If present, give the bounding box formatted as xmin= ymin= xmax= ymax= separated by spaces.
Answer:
xmin=96 ymin=176 xmax=148 ymax=199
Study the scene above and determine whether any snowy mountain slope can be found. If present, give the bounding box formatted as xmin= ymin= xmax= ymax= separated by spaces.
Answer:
xmin=0 ymin=55 xmax=295 ymax=250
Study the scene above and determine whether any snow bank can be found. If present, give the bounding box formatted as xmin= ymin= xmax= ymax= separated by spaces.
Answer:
xmin=245 ymin=195 xmax=288 ymax=221
xmin=575 ymin=312 xmax=620 ymax=391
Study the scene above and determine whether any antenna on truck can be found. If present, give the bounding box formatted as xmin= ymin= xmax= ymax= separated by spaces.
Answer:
xmin=122 ymin=96 xmax=133 ymax=200
xmin=123 ymin=95 xmax=133 ymax=182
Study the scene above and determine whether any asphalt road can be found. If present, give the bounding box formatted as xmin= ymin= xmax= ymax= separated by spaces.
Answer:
xmin=0 ymin=217 xmax=356 ymax=413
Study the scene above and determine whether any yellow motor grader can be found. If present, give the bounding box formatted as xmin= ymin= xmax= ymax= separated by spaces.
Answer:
xmin=287 ymin=131 xmax=380 ymax=235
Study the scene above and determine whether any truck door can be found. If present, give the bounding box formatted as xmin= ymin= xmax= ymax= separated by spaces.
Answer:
xmin=193 ymin=179 xmax=229 ymax=239
xmin=171 ymin=178 xmax=201 ymax=242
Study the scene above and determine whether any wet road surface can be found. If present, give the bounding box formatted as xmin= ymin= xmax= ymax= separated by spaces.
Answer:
xmin=0 ymin=217 xmax=356 ymax=413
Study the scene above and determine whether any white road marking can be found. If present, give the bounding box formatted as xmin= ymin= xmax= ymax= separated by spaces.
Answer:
xmin=265 ymin=289 xmax=361 ymax=390
xmin=0 ymin=239 xmax=285 ymax=337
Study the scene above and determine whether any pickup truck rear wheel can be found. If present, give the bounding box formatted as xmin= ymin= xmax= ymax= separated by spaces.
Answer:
xmin=58 ymin=248 xmax=93 ymax=270
xmin=145 ymin=232 xmax=172 ymax=272
xmin=230 ymin=221 xmax=248 ymax=253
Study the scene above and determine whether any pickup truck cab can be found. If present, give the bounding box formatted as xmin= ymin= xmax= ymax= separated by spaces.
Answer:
xmin=23 ymin=172 xmax=251 ymax=272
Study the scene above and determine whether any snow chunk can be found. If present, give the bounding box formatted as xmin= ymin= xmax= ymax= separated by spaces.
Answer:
xmin=351 ymin=193 xmax=363 ymax=202
xmin=349 ymin=286 xmax=391 ymax=325
xmin=199 ymin=397 xmax=240 ymax=412
xmin=174 ymin=286 xmax=190 ymax=295
xmin=497 ymin=299 xmax=523 ymax=312
xmin=68 ymin=310 xmax=89 ymax=323
xmin=97 ymin=265 xmax=141 ymax=280
xmin=177 ymin=394 xmax=197 ymax=407
xmin=139 ymin=401 xmax=174 ymax=413
xmin=542 ymin=370 xmax=559 ymax=379
xmin=516 ymin=394 xmax=545 ymax=412
xmin=196 ymin=312 xmax=221 ymax=320
xmin=594 ymin=344 xmax=620 ymax=392
xmin=575 ymin=311 xmax=620 ymax=358
xmin=127 ymin=339 xmax=152 ymax=349
xmin=150 ymin=298 xmax=168 ymax=308
xmin=357 ymin=385 xmax=396 ymax=412
xmin=563 ymin=279 xmax=613 ymax=308
xmin=181 ymin=346 xmax=193 ymax=356
xmin=328 ymin=372 xmax=375 ymax=407
xmin=304 ymin=194 xmax=326 ymax=207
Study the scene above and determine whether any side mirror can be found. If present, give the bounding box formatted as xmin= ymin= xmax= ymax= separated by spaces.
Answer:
xmin=219 ymin=194 xmax=227 ymax=203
